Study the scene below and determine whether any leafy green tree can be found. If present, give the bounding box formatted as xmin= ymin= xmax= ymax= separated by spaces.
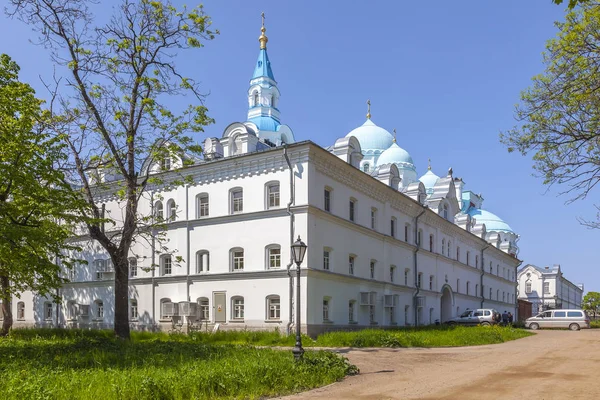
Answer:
xmin=0 ymin=54 xmax=87 ymax=336
xmin=582 ymin=291 xmax=600 ymax=317
xmin=501 ymin=2 xmax=600 ymax=228
xmin=553 ymin=0 xmax=591 ymax=9
xmin=8 ymin=0 xmax=217 ymax=339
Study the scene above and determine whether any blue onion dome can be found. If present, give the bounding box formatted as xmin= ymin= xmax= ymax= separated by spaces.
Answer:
xmin=345 ymin=119 xmax=394 ymax=152
xmin=467 ymin=208 xmax=514 ymax=233
xmin=419 ymin=169 xmax=440 ymax=194
xmin=376 ymin=142 xmax=416 ymax=171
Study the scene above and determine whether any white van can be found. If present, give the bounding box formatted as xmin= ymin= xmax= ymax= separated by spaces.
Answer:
xmin=525 ymin=309 xmax=590 ymax=331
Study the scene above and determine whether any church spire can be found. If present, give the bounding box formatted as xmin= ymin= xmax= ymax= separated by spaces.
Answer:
xmin=259 ymin=12 xmax=268 ymax=50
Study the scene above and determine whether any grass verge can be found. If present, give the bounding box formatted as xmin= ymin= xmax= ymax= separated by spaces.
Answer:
xmin=0 ymin=329 xmax=357 ymax=400
xmin=591 ymin=320 xmax=600 ymax=329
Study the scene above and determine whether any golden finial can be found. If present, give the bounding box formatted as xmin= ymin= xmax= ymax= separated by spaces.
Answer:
xmin=393 ymin=128 xmax=397 ymax=143
xmin=259 ymin=12 xmax=268 ymax=49
xmin=428 ymin=158 xmax=431 ymax=170
xmin=366 ymin=99 xmax=371 ymax=119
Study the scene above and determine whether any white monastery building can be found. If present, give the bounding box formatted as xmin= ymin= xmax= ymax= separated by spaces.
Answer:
xmin=7 ymin=18 xmax=521 ymax=335
xmin=517 ymin=264 xmax=584 ymax=313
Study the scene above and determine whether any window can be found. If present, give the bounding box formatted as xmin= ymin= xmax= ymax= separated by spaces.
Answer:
xmin=447 ymin=241 xmax=451 ymax=257
xmin=443 ymin=204 xmax=448 ymax=219
xmin=390 ymin=265 xmax=396 ymax=283
xmin=456 ymin=246 xmax=460 ymax=261
xmin=196 ymin=250 xmax=210 ymax=273
xmin=323 ymin=249 xmax=330 ymax=270
xmin=404 ymin=305 xmax=410 ymax=326
xmin=44 ymin=302 xmax=53 ymax=321
xmin=404 ymin=269 xmax=410 ymax=286
xmin=417 ymin=229 xmax=422 ymax=247
xmin=349 ymin=300 xmax=356 ymax=323
xmin=349 ymin=199 xmax=356 ymax=222
xmin=271 ymin=94 xmax=275 ymax=107
xmin=391 ymin=217 xmax=396 ymax=237
xmin=369 ymin=303 xmax=376 ymax=324
xmin=323 ymin=298 xmax=330 ymax=321
xmin=67 ymin=301 xmax=77 ymax=320
xmin=404 ymin=224 xmax=410 ymax=242
xmin=267 ymin=296 xmax=280 ymax=320
xmin=161 ymin=157 xmax=171 ymax=171
xmin=429 ymin=308 xmax=434 ymax=324
xmin=502 ymin=292 xmax=505 ymax=302
xmin=370 ymin=261 xmax=376 ymax=279
xmin=198 ymin=297 xmax=209 ymax=320
xmin=497 ymin=289 xmax=500 ymax=300
xmin=475 ymin=255 xmax=479 ymax=269
xmin=129 ymin=258 xmax=137 ymax=278
xmin=490 ymin=261 xmax=493 ymax=273
xmin=555 ymin=311 xmax=566 ymax=318
xmin=476 ymin=284 xmax=479 ymax=297
xmin=371 ymin=208 xmax=377 ymax=229
xmin=231 ymin=249 xmax=244 ymax=271
xmin=95 ymin=259 xmax=111 ymax=281
xmin=349 ymin=255 xmax=355 ymax=275
xmin=456 ymin=279 xmax=460 ymax=293
xmin=230 ymin=188 xmax=243 ymax=214
xmin=154 ymin=201 xmax=163 ymax=221
xmin=429 ymin=275 xmax=434 ymax=291
xmin=253 ymin=91 xmax=259 ymax=106
xmin=429 ymin=234 xmax=434 ymax=252
xmin=324 ymin=188 xmax=331 ymax=212
xmin=466 ymin=251 xmax=470 ymax=266
xmin=161 ymin=255 xmax=172 ymax=276
xmin=497 ymin=264 xmax=500 ymax=275
xmin=466 ymin=281 xmax=470 ymax=295
xmin=362 ymin=163 xmax=369 ymax=173
xmin=167 ymin=199 xmax=177 ymax=222
xmin=17 ymin=302 xmax=25 ymax=320
xmin=267 ymin=246 xmax=281 ymax=269
xmin=417 ymin=272 xmax=422 ymax=288
xmin=232 ymin=297 xmax=244 ymax=319
xmin=567 ymin=311 xmax=583 ymax=317
xmin=95 ymin=300 xmax=104 ymax=319
xmin=543 ymin=282 xmax=550 ymax=294
xmin=489 ymin=287 xmax=492 ymax=299
xmin=267 ymin=183 xmax=280 ymax=209
xmin=525 ymin=282 xmax=532 ymax=294
xmin=160 ymin=298 xmax=174 ymax=320
xmin=196 ymin=193 xmax=209 ymax=217
xmin=130 ymin=299 xmax=138 ymax=320
xmin=442 ymin=238 xmax=445 ymax=254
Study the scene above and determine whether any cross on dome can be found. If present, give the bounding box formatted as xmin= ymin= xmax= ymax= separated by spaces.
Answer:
xmin=366 ymin=99 xmax=371 ymax=120
xmin=259 ymin=12 xmax=268 ymax=49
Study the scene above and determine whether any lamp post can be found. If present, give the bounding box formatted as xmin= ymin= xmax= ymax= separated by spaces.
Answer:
xmin=291 ymin=235 xmax=307 ymax=361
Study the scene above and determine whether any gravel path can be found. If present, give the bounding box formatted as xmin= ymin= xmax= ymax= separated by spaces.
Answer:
xmin=280 ymin=329 xmax=600 ymax=399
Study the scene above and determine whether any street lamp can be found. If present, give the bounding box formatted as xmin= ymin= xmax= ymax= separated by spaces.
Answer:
xmin=291 ymin=235 xmax=307 ymax=361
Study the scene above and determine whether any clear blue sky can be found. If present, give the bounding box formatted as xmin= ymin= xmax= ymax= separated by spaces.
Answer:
xmin=2 ymin=1 xmax=597 ymax=292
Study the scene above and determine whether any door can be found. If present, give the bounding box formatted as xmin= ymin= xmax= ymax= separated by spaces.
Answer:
xmin=552 ymin=310 xmax=567 ymax=328
xmin=213 ymin=292 xmax=226 ymax=323
xmin=539 ymin=310 xmax=553 ymax=328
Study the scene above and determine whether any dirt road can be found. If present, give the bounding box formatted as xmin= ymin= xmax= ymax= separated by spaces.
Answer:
xmin=282 ymin=330 xmax=600 ymax=400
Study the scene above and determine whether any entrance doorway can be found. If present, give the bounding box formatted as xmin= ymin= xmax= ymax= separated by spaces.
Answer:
xmin=440 ymin=285 xmax=453 ymax=322
xmin=213 ymin=292 xmax=226 ymax=323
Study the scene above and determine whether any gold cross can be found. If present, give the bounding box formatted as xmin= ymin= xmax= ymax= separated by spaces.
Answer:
xmin=261 ymin=12 xmax=265 ymax=28
xmin=367 ymin=99 xmax=371 ymax=119
xmin=393 ymin=128 xmax=397 ymax=143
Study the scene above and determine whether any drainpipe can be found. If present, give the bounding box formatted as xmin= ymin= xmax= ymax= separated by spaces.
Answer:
xmin=283 ymin=145 xmax=295 ymax=336
xmin=480 ymin=246 xmax=488 ymax=308
xmin=412 ymin=208 xmax=427 ymax=326
xmin=514 ymin=260 xmax=522 ymax=318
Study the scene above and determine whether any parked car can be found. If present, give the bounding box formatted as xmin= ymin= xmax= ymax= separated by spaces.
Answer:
xmin=445 ymin=309 xmax=500 ymax=326
xmin=525 ymin=309 xmax=590 ymax=331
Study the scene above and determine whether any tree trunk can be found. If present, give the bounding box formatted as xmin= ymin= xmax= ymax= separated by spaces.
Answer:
xmin=0 ymin=275 xmax=13 ymax=336
xmin=113 ymin=255 xmax=130 ymax=340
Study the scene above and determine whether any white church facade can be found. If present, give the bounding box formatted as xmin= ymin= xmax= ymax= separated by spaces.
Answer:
xmin=517 ymin=264 xmax=584 ymax=313
xmin=6 ymin=17 xmax=521 ymax=335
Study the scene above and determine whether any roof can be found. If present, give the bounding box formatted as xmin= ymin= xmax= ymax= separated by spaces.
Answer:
xmin=252 ymin=49 xmax=275 ymax=81
xmin=345 ymin=119 xmax=394 ymax=152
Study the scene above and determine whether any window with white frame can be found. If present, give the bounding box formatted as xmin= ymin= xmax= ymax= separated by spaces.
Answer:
xmin=543 ymin=282 xmax=550 ymax=294
xmin=369 ymin=303 xmax=376 ymax=324
xmin=349 ymin=198 xmax=356 ymax=222
xmin=130 ymin=299 xmax=138 ymax=320
xmin=490 ymin=261 xmax=493 ymax=273
xmin=489 ymin=287 xmax=492 ymax=299
xmin=391 ymin=217 xmax=396 ymax=237
xmin=196 ymin=193 xmax=209 ymax=217
xmin=44 ymin=302 xmax=53 ymax=321
xmin=129 ymin=257 xmax=137 ymax=278
xmin=442 ymin=238 xmax=446 ymax=254
xmin=497 ymin=264 xmax=500 ymax=275
xmin=466 ymin=251 xmax=470 ymax=266
xmin=267 ymin=296 xmax=280 ymax=320
xmin=230 ymin=188 xmax=243 ymax=214
xmin=95 ymin=259 xmax=111 ymax=281
xmin=95 ymin=300 xmax=104 ymax=319
xmin=232 ymin=297 xmax=244 ymax=319
xmin=404 ymin=305 xmax=410 ymax=326
xmin=370 ymin=260 xmax=376 ymax=279
xmin=67 ymin=301 xmax=77 ymax=320
xmin=466 ymin=281 xmax=470 ymax=295
xmin=267 ymin=183 xmax=280 ymax=209
xmin=447 ymin=241 xmax=451 ymax=257
xmin=196 ymin=250 xmax=210 ymax=273
xmin=456 ymin=246 xmax=460 ymax=261
xmin=405 ymin=224 xmax=410 ymax=242
xmin=371 ymin=207 xmax=377 ymax=229
xmin=324 ymin=188 xmax=332 ymax=212
xmin=429 ymin=234 xmax=434 ymax=252
xmin=253 ymin=91 xmax=259 ymax=106
xmin=456 ymin=279 xmax=460 ymax=293
xmin=231 ymin=249 xmax=244 ymax=272
xmin=161 ymin=157 xmax=171 ymax=171
xmin=362 ymin=163 xmax=369 ymax=173
xmin=443 ymin=204 xmax=449 ymax=220
xmin=417 ymin=229 xmax=422 ymax=247
xmin=17 ymin=302 xmax=25 ymax=320
xmin=349 ymin=300 xmax=356 ymax=323
xmin=349 ymin=255 xmax=355 ymax=275
xmin=429 ymin=275 xmax=434 ymax=291
xmin=167 ymin=199 xmax=177 ymax=222
xmin=323 ymin=249 xmax=331 ymax=270
xmin=405 ymin=269 xmax=410 ymax=286
xmin=417 ymin=272 xmax=422 ymax=288
xmin=161 ymin=255 xmax=172 ymax=276
xmin=198 ymin=297 xmax=209 ymax=320
xmin=525 ymin=282 xmax=532 ymax=294
xmin=323 ymin=297 xmax=330 ymax=321
xmin=160 ymin=298 xmax=173 ymax=320
xmin=154 ymin=201 xmax=164 ymax=221
xmin=390 ymin=265 xmax=396 ymax=283
xmin=267 ymin=245 xmax=281 ymax=269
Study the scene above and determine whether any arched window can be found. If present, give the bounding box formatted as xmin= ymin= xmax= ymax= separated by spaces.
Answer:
xmin=130 ymin=299 xmax=138 ymax=320
xmin=154 ymin=201 xmax=163 ymax=221
xmin=323 ymin=296 xmax=331 ymax=321
xmin=66 ymin=300 xmax=77 ymax=321
xmin=265 ymin=244 xmax=281 ymax=269
xmin=442 ymin=238 xmax=446 ymax=254
xmin=160 ymin=157 xmax=171 ymax=171
xmin=349 ymin=300 xmax=357 ymax=323
xmin=129 ymin=257 xmax=137 ymax=278
xmin=466 ymin=281 xmax=470 ymax=295
xmin=17 ymin=301 xmax=25 ymax=320
xmin=197 ymin=297 xmax=210 ymax=320
xmin=160 ymin=255 xmax=172 ymax=276
xmin=391 ymin=217 xmax=397 ymax=237
xmin=429 ymin=275 xmax=434 ymax=290
xmin=443 ymin=204 xmax=448 ymax=219
xmin=230 ymin=248 xmax=244 ymax=272
xmin=456 ymin=279 xmax=460 ymax=293
xmin=266 ymin=182 xmax=280 ymax=209
xmin=253 ymin=91 xmax=259 ymax=106
xmin=231 ymin=296 xmax=244 ymax=320
xmin=447 ymin=241 xmax=451 ymax=257
xmin=362 ymin=163 xmax=370 ymax=173
xmin=160 ymin=298 xmax=174 ymax=320
xmin=466 ymin=251 xmax=470 ymax=266
xmin=166 ymin=199 xmax=177 ymax=222
xmin=271 ymin=94 xmax=275 ymax=107
xmin=196 ymin=250 xmax=210 ymax=273
xmin=44 ymin=301 xmax=53 ymax=321
xmin=266 ymin=295 xmax=280 ymax=320
xmin=94 ymin=300 xmax=104 ymax=319
xmin=475 ymin=255 xmax=479 ymax=269
xmin=196 ymin=193 xmax=209 ymax=218
xmin=230 ymin=188 xmax=243 ymax=214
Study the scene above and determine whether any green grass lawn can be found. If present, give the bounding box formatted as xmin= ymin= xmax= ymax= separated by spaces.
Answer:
xmin=0 ymin=329 xmax=357 ymax=400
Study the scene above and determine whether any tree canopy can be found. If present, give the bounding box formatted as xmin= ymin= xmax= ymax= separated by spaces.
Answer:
xmin=501 ymin=2 xmax=600 ymax=227
xmin=553 ymin=0 xmax=591 ymax=9
xmin=582 ymin=291 xmax=600 ymax=316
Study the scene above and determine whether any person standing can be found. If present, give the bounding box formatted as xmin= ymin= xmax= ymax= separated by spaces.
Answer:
xmin=508 ymin=312 xmax=514 ymax=325
xmin=502 ymin=311 xmax=509 ymax=326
